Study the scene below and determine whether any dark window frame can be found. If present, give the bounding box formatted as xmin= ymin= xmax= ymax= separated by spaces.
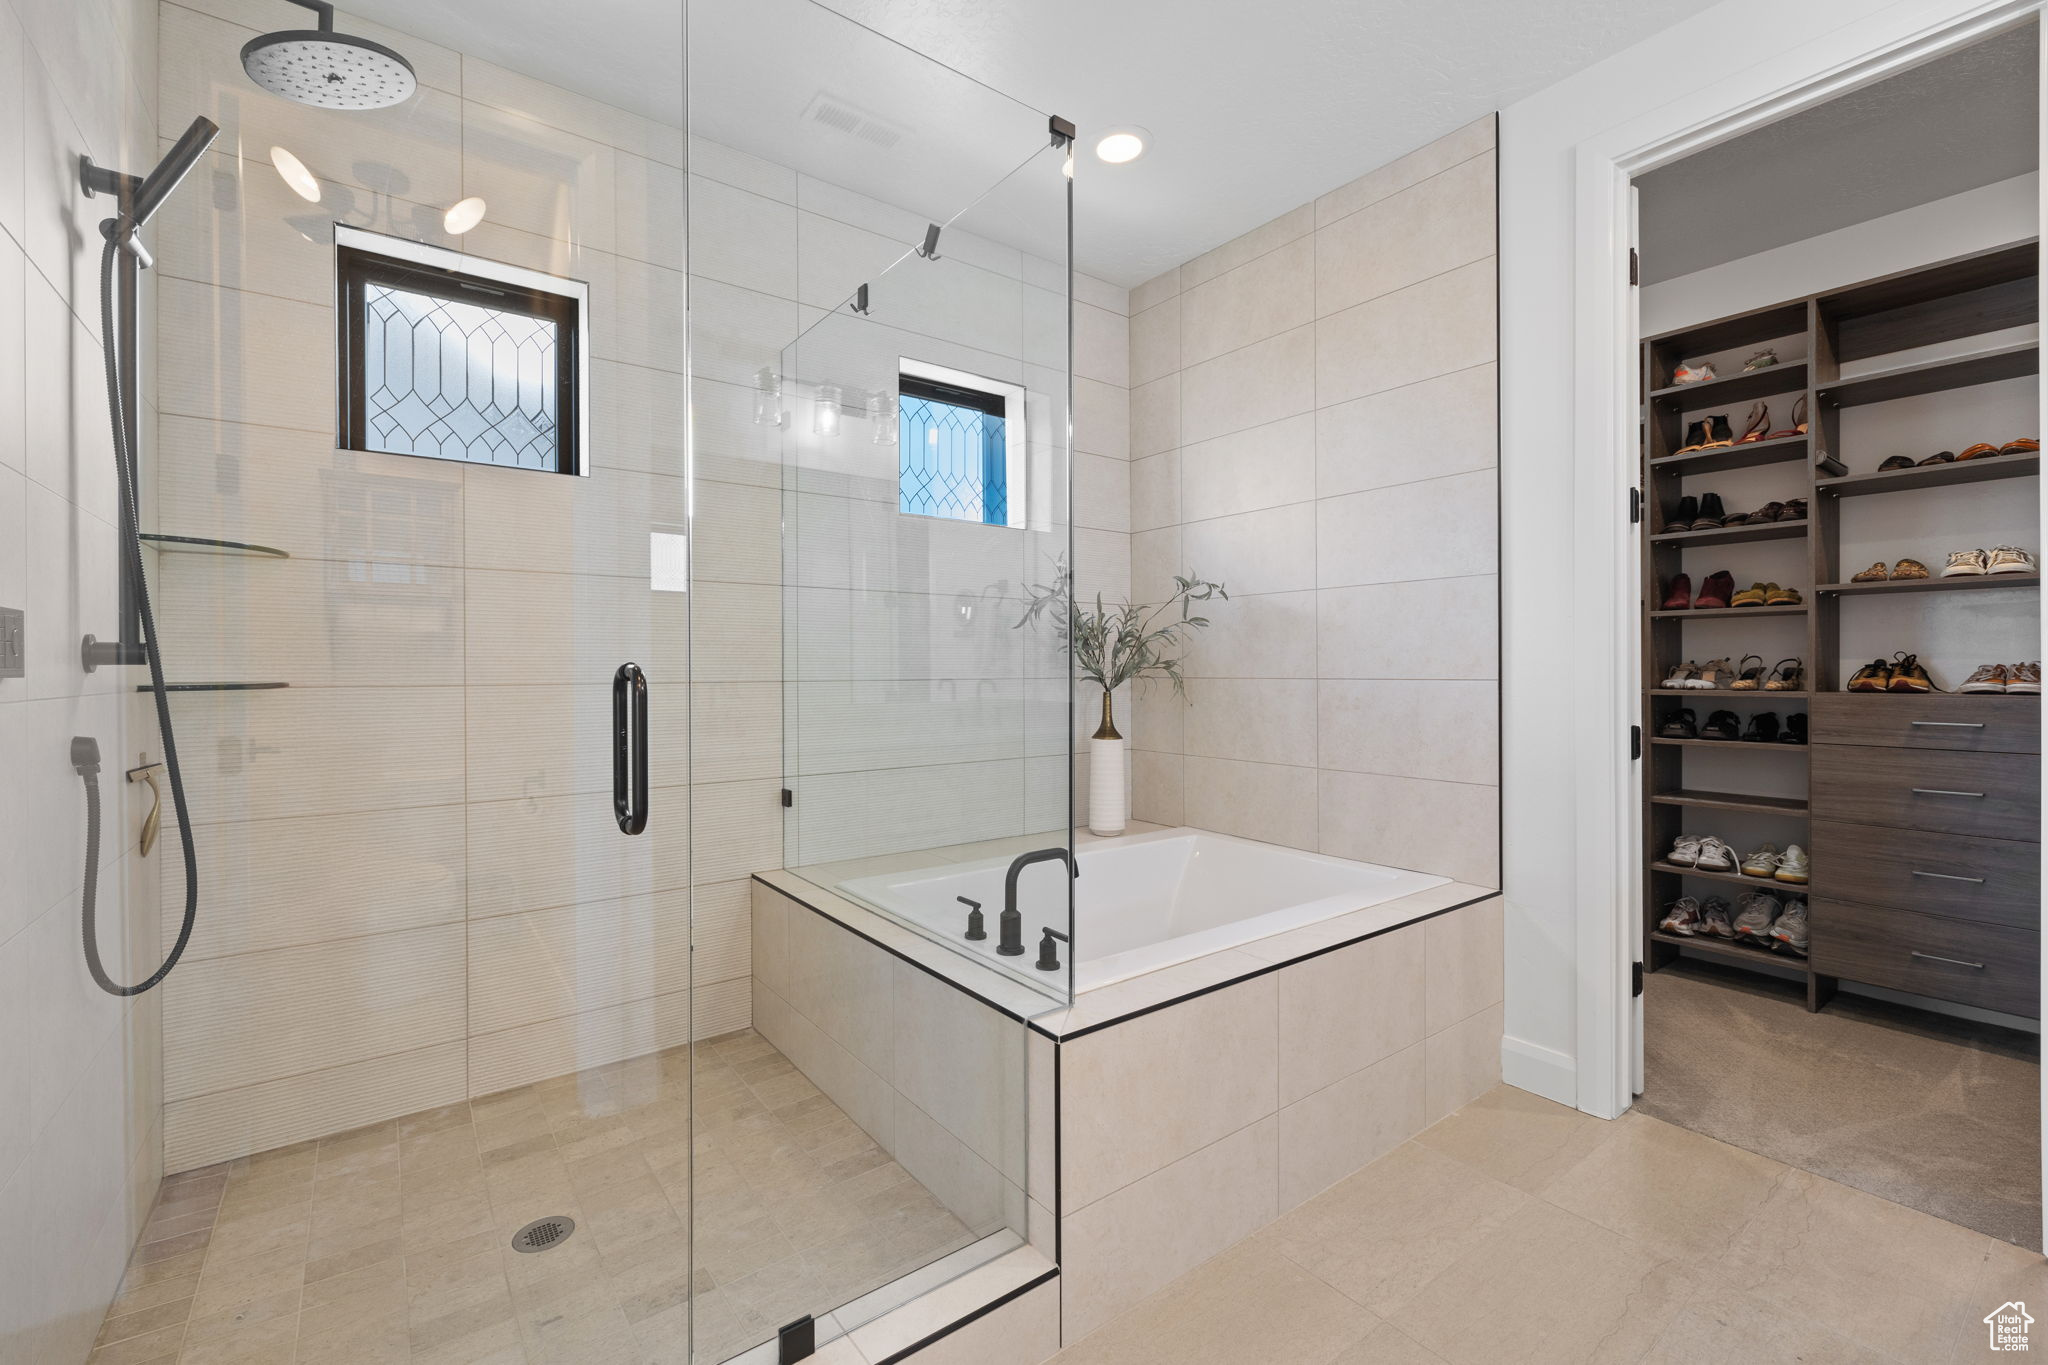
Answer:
xmin=336 ymin=240 xmax=584 ymax=475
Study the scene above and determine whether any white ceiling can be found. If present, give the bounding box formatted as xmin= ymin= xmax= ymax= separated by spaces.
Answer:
xmin=340 ymin=0 xmax=1707 ymax=286
xmin=1636 ymin=25 xmax=2039 ymax=285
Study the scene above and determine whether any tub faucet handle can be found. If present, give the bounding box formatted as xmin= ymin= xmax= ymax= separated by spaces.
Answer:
xmin=1035 ymin=927 xmax=1070 ymax=972
xmin=956 ymin=895 xmax=986 ymax=942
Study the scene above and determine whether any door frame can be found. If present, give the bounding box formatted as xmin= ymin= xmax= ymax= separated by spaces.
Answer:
xmin=1561 ymin=0 xmax=2045 ymax=1240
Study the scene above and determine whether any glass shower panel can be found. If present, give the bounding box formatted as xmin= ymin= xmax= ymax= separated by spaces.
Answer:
xmin=689 ymin=0 xmax=1069 ymax=1358
xmin=103 ymin=0 xmax=696 ymax=1356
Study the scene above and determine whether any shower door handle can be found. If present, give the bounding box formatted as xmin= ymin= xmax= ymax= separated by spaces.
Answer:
xmin=613 ymin=663 xmax=648 ymax=836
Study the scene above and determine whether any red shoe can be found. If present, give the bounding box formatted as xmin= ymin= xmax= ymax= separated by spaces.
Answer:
xmin=1694 ymin=570 xmax=1736 ymax=610
xmin=1662 ymin=574 xmax=1692 ymax=610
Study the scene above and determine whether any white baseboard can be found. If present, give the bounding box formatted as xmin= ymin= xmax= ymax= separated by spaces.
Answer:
xmin=1500 ymin=1033 xmax=1576 ymax=1107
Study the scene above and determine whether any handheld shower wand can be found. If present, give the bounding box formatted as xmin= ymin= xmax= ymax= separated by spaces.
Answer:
xmin=72 ymin=116 xmax=218 ymax=997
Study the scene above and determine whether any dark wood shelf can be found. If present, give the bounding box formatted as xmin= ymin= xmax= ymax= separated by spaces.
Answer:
xmin=1651 ymin=519 xmax=1808 ymax=549
xmin=1649 ymin=929 xmax=1812 ymax=973
xmin=1648 ymin=688 xmax=1811 ymax=698
xmin=1817 ymin=342 xmax=2038 ymax=409
xmin=1818 ymin=573 xmax=2039 ymax=597
xmin=1649 ymin=362 xmax=1810 ymax=412
xmin=1817 ymin=453 xmax=2038 ymax=497
xmin=1649 ymin=433 xmax=1810 ymax=477
xmin=1652 ymin=860 xmax=1815 ymax=894
xmin=1651 ymin=737 xmax=1809 ymax=753
xmin=1650 ymin=788 xmax=1809 ymax=816
xmin=1650 ymin=604 xmax=1808 ymax=620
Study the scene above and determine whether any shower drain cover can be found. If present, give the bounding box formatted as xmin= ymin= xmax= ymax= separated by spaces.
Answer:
xmin=511 ymin=1216 xmax=576 ymax=1253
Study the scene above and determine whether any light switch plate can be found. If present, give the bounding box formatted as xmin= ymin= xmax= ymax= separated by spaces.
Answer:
xmin=0 ymin=607 xmax=21 ymax=680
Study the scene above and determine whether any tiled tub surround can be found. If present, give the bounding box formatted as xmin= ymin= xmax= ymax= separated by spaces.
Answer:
xmin=750 ymin=840 xmax=1503 ymax=1352
xmin=1124 ymin=116 xmax=1500 ymax=888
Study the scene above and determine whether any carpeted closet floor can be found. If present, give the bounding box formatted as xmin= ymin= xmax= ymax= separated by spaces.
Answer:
xmin=1639 ymin=958 xmax=2041 ymax=1249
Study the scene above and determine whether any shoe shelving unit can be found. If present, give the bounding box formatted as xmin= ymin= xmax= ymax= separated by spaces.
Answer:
xmin=1640 ymin=239 xmax=2041 ymax=1016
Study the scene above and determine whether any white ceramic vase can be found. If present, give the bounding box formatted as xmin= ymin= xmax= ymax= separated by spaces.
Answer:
xmin=1087 ymin=689 xmax=1127 ymax=837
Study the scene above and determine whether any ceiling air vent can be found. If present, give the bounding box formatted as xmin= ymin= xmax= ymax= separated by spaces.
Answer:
xmin=800 ymin=92 xmax=907 ymax=150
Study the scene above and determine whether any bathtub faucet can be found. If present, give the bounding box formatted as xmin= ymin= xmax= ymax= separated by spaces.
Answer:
xmin=999 ymin=846 xmax=1075 ymax=957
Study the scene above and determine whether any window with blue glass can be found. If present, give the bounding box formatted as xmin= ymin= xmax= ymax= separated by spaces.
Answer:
xmin=898 ymin=373 xmax=1009 ymax=526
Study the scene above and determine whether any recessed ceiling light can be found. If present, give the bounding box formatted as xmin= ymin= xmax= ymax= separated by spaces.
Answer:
xmin=269 ymin=146 xmax=320 ymax=203
xmin=444 ymin=197 xmax=487 ymax=234
xmin=1094 ymin=128 xmax=1147 ymax=164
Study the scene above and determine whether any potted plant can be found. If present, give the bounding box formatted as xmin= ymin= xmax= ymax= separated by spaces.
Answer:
xmin=1018 ymin=562 xmax=1227 ymax=835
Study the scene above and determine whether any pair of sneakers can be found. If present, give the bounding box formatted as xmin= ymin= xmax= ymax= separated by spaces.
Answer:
xmin=1739 ymin=842 xmax=1808 ymax=885
xmin=1940 ymin=546 xmax=2037 ymax=578
xmin=1667 ymin=834 xmax=1735 ymax=872
xmin=1658 ymin=893 xmax=1808 ymax=952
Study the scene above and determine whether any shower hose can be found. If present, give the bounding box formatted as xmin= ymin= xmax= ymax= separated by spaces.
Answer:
xmin=75 ymin=234 xmax=199 ymax=996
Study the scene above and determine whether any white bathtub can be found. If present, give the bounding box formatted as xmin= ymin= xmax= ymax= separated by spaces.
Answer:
xmin=836 ymin=827 xmax=1450 ymax=992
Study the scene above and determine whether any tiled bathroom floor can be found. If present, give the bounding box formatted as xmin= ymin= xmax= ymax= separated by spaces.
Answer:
xmin=88 ymin=1030 xmax=974 ymax=1365
xmin=1049 ymin=1084 xmax=2048 ymax=1365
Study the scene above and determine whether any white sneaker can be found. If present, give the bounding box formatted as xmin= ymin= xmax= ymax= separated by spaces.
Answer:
xmin=1740 ymin=844 xmax=1781 ymax=879
xmin=1668 ymin=834 xmax=1703 ymax=867
xmin=1694 ymin=836 xmax=1737 ymax=873
xmin=1942 ymin=548 xmax=1989 ymax=577
xmin=1659 ymin=897 xmax=1703 ymax=936
xmin=1768 ymin=898 xmax=1809 ymax=953
xmin=1733 ymin=891 xmax=1780 ymax=939
xmin=1988 ymin=545 xmax=2038 ymax=576
xmin=1774 ymin=844 xmax=1809 ymax=885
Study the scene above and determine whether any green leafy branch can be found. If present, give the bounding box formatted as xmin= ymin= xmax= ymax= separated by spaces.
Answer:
xmin=1016 ymin=558 xmax=1227 ymax=697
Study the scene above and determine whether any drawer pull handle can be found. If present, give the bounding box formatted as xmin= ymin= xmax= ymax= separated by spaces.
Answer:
xmin=1909 ymin=720 xmax=1987 ymax=729
xmin=1910 ymin=788 xmax=1986 ymax=798
xmin=1910 ymin=950 xmax=1986 ymax=970
xmin=1911 ymin=870 xmax=1987 ymax=884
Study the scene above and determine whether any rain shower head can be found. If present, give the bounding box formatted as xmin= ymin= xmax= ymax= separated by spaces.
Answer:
xmin=242 ymin=0 xmax=416 ymax=111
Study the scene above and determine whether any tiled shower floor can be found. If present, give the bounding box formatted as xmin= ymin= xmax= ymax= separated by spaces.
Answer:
xmin=88 ymin=1030 xmax=974 ymax=1364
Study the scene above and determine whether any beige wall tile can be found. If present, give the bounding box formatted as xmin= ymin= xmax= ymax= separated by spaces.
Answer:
xmin=1130 ymin=374 xmax=1180 ymax=459
xmin=874 ymin=1276 xmax=1058 ymax=1365
xmin=688 ymin=173 xmax=797 ymax=296
xmin=1276 ymin=924 xmax=1425 ymax=1105
xmin=1129 ymin=525 xmax=1181 ymax=605
xmin=1277 ymin=1042 xmax=1426 ymax=1212
xmin=1061 ymin=975 xmax=1278 ymax=1210
xmin=1183 ymin=678 xmax=1316 ymax=768
xmin=1180 ymin=502 xmax=1315 ymax=596
xmin=465 ymin=890 xmax=691 ymax=1036
xmin=465 ymin=787 xmax=691 ymax=919
xmin=1060 ymin=1116 xmax=1279 ymax=1341
xmin=1179 ymin=413 xmax=1315 ymax=523
xmin=467 ymin=988 xmax=692 ymax=1098
xmin=1074 ymin=375 xmax=1130 ymax=460
xmin=1318 ymin=680 xmax=1499 ymax=784
xmin=1317 ymin=363 xmax=1497 ymax=498
xmin=1320 ymin=769 xmax=1499 ymax=887
xmin=1074 ymin=451 xmax=1132 ymax=533
xmin=1181 ymin=236 xmax=1315 ymax=368
xmin=1316 ymin=154 xmax=1496 ymax=316
xmin=1129 ymin=266 xmax=1181 ymax=315
xmin=461 ymin=100 xmax=617 ymax=252
xmin=1184 ymin=756 xmax=1317 ymax=851
xmin=1181 ymin=324 xmax=1315 ymax=446
xmin=1131 ymin=749 xmax=1184 ymax=827
xmin=1129 ymin=294 xmax=1181 ymax=388
xmin=1317 ymin=576 xmax=1499 ymax=680
xmin=1129 ymin=450 xmax=1180 ymax=533
xmin=1315 ymin=114 xmax=1494 ymax=227
xmin=1315 ymin=259 xmax=1497 ymax=408
xmin=1181 ymin=203 xmax=1315 ymax=290
xmin=1075 ymin=300 xmax=1130 ymax=388
xmin=1184 ymin=591 xmax=1319 ymax=680
xmin=1426 ymin=899 xmax=1504 ymax=1034
xmin=1316 ymin=470 xmax=1498 ymax=588
xmin=1423 ymin=1001 xmax=1504 ymax=1126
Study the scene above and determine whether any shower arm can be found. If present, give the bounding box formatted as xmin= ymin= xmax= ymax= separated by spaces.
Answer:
xmin=284 ymin=0 xmax=337 ymax=29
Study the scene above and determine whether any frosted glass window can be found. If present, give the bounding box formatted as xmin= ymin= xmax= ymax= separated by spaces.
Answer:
xmin=362 ymin=283 xmax=561 ymax=470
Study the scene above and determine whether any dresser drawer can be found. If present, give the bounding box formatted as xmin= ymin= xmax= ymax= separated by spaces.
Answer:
xmin=1811 ymin=745 xmax=2040 ymax=840
xmin=1812 ymin=899 xmax=2039 ymax=1017
xmin=1812 ymin=693 xmax=2039 ymax=754
xmin=1811 ymin=820 xmax=2039 ymax=929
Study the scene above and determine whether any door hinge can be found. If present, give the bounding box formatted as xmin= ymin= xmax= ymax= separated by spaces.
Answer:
xmin=1629 ymin=724 xmax=1641 ymax=760
xmin=1632 ymin=961 xmax=1645 ymax=997
xmin=780 ymin=787 xmax=793 ymax=809
xmin=1628 ymin=247 xmax=1640 ymax=286
xmin=1628 ymin=487 xmax=1642 ymax=524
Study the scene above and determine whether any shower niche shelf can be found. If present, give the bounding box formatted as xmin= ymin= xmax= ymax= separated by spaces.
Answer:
xmin=137 ymin=681 xmax=291 ymax=692
xmin=140 ymin=534 xmax=290 ymax=559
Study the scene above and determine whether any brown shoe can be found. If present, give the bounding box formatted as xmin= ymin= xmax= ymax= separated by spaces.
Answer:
xmin=1890 ymin=558 xmax=1930 ymax=581
xmin=1851 ymin=562 xmax=1890 ymax=583
xmin=1731 ymin=582 xmax=1769 ymax=608
xmin=2000 ymin=438 xmax=2039 ymax=457
xmin=2008 ymin=661 xmax=2042 ymax=695
xmin=1956 ymin=442 xmax=2000 ymax=461
xmin=1961 ymin=664 xmax=2009 ymax=694
xmin=1888 ymin=653 xmax=1936 ymax=693
xmin=1917 ymin=450 xmax=1957 ymax=466
xmin=1847 ymin=658 xmax=1892 ymax=692
xmin=1762 ymin=658 xmax=1805 ymax=691
xmin=1764 ymin=584 xmax=1802 ymax=606
xmin=1878 ymin=456 xmax=1916 ymax=471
